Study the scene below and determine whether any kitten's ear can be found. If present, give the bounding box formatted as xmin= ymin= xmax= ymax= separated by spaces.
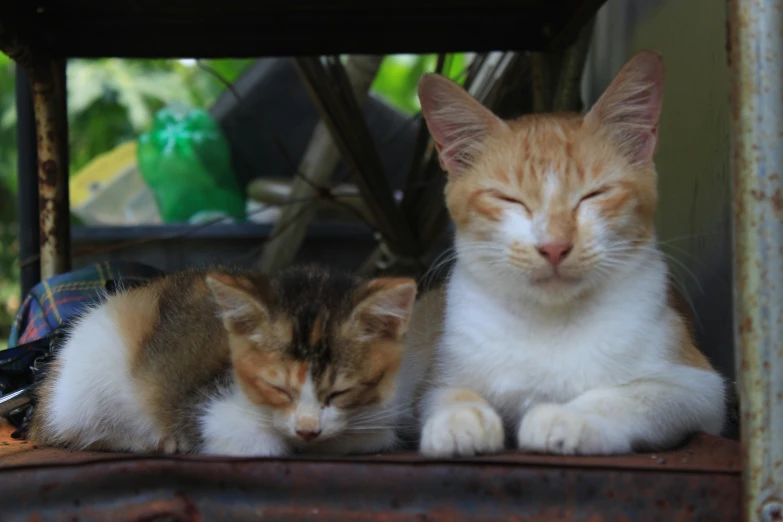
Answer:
xmin=418 ymin=73 xmax=506 ymax=177
xmin=206 ymin=273 xmax=271 ymax=335
xmin=585 ymin=49 xmax=665 ymax=164
xmin=351 ymin=278 xmax=418 ymax=341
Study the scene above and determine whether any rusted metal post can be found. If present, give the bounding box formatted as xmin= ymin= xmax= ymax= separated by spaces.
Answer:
xmin=30 ymin=58 xmax=71 ymax=278
xmin=0 ymin=21 xmax=71 ymax=278
xmin=15 ymin=65 xmax=41 ymax=294
xmin=728 ymin=0 xmax=783 ymax=520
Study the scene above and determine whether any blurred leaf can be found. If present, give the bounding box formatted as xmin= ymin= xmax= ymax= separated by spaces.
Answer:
xmin=0 ymin=51 xmax=460 ymax=334
xmin=372 ymin=53 xmax=467 ymax=114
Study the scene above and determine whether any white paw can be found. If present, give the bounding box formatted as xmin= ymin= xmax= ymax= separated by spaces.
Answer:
xmin=420 ymin=403 xmax=505 ymax=457
xmin=157 ymin=436 xmax=194 ymax=455
xmin=517 ymin=404 xmax=629 ymax=455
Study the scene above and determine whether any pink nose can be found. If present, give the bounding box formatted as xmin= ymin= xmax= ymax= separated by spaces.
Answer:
xmin=296 ymin=429 xmax=321 ymax=442
xmin=536 ymin=242 xmax=573 ymax=266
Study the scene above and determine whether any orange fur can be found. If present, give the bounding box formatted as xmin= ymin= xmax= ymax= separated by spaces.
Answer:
xmin=415 ymin=51 xmax=726 ymax=459
xmin=668 ymin=283 xmax=713 ymax=371
xmin=310 ymin=315 xmax=325 ymax=346
xmin=418 ymin=50 xmax=712 ymax=373
xmin=106 ymin=285 xmax=161 ymax=368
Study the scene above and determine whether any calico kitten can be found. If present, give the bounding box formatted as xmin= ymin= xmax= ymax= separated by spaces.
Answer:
xmin=412 ymin=50 xmax=726 ymax=456
xmin=29 ymin=265 xmax=423 ymax=456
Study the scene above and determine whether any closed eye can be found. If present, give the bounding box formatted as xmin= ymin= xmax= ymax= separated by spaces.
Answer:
xmin=326 ymin=389 xmax=352 ymax=405
xmin=493 ymin=192 xmax=530 ymax=213
xmin=578 ymin=188 xmax=608 ymax=204
xmin=271 ymin=385 xmax=294 ymax=403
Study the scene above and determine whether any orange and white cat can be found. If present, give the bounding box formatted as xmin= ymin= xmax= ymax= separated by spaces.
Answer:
xmin=412 ymin=50 xmax=726 ymax=456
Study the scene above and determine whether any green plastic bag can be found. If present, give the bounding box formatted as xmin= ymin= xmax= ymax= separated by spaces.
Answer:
xmin=137 ymin=105 xmax=245 ymax=223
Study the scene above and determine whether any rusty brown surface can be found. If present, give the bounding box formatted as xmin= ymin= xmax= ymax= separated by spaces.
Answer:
xmin=728 ymin=0 xmax=783 ymax=521
xmin=0 ymin=421 xmax=741 ymax=473
xmin=0 ymin=459 xmax=741 ymax=522
xmin=0 ymin=421 xmax=741 ymax=521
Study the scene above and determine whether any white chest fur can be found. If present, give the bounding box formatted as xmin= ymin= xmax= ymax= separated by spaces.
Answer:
xmin=438 ymin=257 xmax=673 ymax=423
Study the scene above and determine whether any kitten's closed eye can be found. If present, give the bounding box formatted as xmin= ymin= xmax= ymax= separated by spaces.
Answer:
xmin=268 ymin=384 xmax=294 ymax=404
xmin=325 ymin=373 xmax=386 ymax=408
xmin=325 ymin=388 xmax=353 ymax=406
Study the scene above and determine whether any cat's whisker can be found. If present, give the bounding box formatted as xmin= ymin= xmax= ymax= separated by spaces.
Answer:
xmin=657 ymin=231 xmax=721 ymax=246
xmin=659 ymin=243 xmax=726 ymax=283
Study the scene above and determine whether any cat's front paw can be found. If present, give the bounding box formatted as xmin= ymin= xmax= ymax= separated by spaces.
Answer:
xmin=157 ymin=435 xmax=194 ymax=455
xmin=420 ymin=403 xmax=505 ymax=457
xmin=517 ymin=404 xmax=628 ymax=455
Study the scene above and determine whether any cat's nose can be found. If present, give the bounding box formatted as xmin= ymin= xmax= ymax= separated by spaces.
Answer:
xmin=536 ymin=242 xmax=573 ymax=266
xmin=296 ymin=429 xmax=321 ymax=442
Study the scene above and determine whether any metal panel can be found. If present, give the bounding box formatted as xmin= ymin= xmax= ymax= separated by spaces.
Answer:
xmin=728 ymin=0 xmax=783 ymax=520
xmin=0 ymin=1 xmax=606 ymax=58
xmin=0 ymin=424 xmax=741 ymax=522
xmin=0 ymin=460 xmax=740 ymax=522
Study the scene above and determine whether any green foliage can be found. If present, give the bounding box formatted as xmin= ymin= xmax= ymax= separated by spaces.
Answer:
xmin=372 ymin=54 xmax=466 ymax=114
xmin=67 ymin=58 xmax=252 ymax=174
xmin=0 ymin=52 xmax=450 ymax=340
xmin=0 ymin=54 xmax=252 ymax=338
xmin=0 ymin=53 xmax=18 ymax=338
xmin=0 ymin=53 xmax=17 ymax=196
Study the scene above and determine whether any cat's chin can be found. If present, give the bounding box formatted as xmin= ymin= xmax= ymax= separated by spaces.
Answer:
xmin=525 ymin=287 xmax=588 ymax=307
xmin=530 ymin=273 xmax=580 ymax=286
xmin=520 ymin=274 xmax=592 ymax=307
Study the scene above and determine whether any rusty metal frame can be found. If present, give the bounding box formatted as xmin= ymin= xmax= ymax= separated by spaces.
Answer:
xmin=0 ymin=21 xmax=71 ymax=279
xmin=728 ymin=0 xmax=783 ymax=521
xmin=0 ymin=0 xmax=760 ymax=519
xmin=30 ymin=58 xmax=71 ymax=278
xmin=0 ymin=457 xmax=741 ymax=521
xmin=0 ymin=428 xmax=742 ymax=521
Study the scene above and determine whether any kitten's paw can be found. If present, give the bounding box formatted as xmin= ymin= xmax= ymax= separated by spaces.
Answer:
xmin=420 ymin=403 xmax=504 ymax=457
xmin=156 ymin=436 xmax=194 ymax=455
xmin=517 ymin=404 xmax=628 ymax=455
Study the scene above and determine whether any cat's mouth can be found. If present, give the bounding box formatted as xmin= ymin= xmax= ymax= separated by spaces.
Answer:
xmin=531 ymin=272 xmax=579 ymax=286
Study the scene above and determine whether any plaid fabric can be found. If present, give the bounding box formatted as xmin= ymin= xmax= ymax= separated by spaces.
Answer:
xmin=5 ymin=261 xmax=164 ymax=365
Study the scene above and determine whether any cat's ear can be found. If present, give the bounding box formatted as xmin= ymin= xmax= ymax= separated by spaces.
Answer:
xmin=350 ymin=278 xmax=418 ymax=341
xmin=418 ymin=73 xmax=506 ymax=177
xmin=206 ymin=273 xmax=272 ymax=336
xmin=584 ymin=49 xmax=665 ymax=164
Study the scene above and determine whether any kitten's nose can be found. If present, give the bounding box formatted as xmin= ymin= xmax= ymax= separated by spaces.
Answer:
xmin=296 ymin=429 xmax=321 ymax=442
xmin=536 ymin=242 xmax=573 ymax=266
